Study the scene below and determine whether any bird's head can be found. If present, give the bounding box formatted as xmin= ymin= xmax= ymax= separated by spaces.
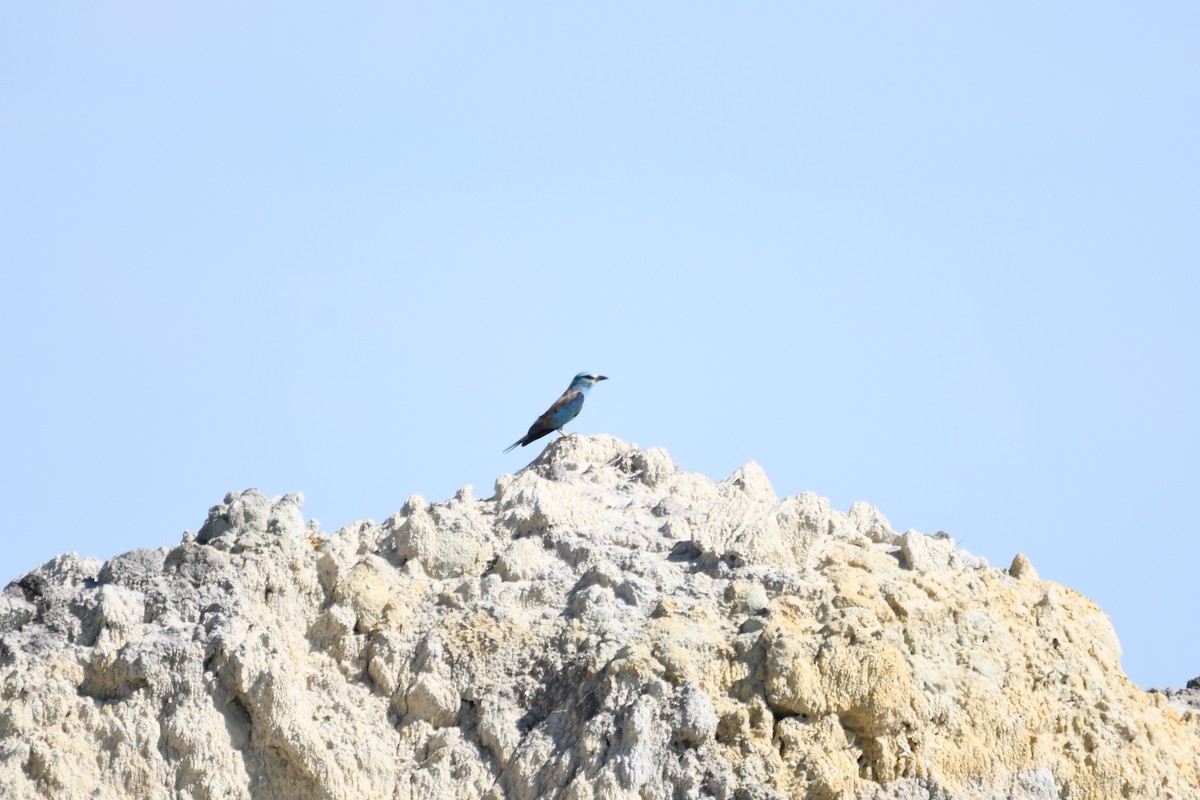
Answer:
xmin=570 ymin=372 xmax=608 ymax=391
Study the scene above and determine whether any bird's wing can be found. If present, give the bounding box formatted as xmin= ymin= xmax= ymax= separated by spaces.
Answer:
xmin=503 ymin=389 xmax=585 ymax=452
xmin=544 ymin=389 xmax=584 ymax=427
xmin=515 ymin=390 xmax=583 ymax=445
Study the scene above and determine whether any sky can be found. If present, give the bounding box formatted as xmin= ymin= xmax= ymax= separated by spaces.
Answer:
xmin=1 ymin=4 xmax=1196 ymax=689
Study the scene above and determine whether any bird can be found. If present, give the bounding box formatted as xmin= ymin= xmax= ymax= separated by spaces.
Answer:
xmin=504 ymin=372 xmax=608 ymax=452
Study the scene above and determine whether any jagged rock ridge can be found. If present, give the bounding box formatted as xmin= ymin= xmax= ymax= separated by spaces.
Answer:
xmin=1 ymin=436 xmax=1197 ymax=799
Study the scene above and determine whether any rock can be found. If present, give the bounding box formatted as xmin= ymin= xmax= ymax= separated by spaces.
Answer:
xmin=1009 ymin=552 xmax=1039 ymax=581
xmin=1154 ymin=675 xmax=1200 ymax=715
xmin=1 ymin=435 xmax=1197 ymax=800
xmin=899 ymin=529 xmax=988 ymax=573
xmin=194 ymin=489 xmax=307 ymax=562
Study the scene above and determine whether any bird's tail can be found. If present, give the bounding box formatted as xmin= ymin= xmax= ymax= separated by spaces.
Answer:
xmin=503 ymin=438 xmax=524 ymax=453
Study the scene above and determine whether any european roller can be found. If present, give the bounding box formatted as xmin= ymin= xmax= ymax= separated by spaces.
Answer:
xmin=505 ymin=372 xmax=608 ymax=452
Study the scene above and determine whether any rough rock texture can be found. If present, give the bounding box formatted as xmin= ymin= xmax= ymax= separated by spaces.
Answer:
xmin=1157 ymin=678 xmax=1200 ymax=716
xmin=1 ymin=436 xmax=1198 ymax=800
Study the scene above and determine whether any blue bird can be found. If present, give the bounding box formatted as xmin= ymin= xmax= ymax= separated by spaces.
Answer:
xmin=505 ymin=372 xmax=608 ymax=452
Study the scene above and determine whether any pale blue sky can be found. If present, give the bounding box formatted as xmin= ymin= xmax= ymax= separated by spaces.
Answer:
xmin=2 ymin=4 xmax=1196 ymax=688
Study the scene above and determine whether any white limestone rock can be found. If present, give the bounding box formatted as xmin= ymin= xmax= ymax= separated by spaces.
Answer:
xmin=2 ymin=436 xmax=1197 ymax=800
xmin=194 ymin=488 xmax=308 ymax=563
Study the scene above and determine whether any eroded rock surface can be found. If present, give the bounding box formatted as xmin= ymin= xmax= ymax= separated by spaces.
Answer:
xmin=2 ymin=436 xmax=1197 ymax=799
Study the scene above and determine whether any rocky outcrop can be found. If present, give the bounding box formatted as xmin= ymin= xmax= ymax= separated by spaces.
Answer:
xmin=1 ymin=436 xmax=1197 ymax=799
xmin=1158 ymin=678 xmax=1200 ymax=717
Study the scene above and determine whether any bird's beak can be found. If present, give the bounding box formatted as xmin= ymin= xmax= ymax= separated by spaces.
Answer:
xmin=596 ymin=375 xmax=608 ymax=381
